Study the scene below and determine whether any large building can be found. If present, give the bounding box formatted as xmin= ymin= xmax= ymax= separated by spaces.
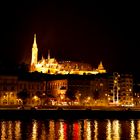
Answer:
xmin=108 ymin=73 xmax=133 ymax=106
xmin=46 ymin=73 xmax=134 ymax=106
xmin=0 ymin=74 xmax=46 ymax=106
xmin=30 ymin=34 xmax=106 ymax=75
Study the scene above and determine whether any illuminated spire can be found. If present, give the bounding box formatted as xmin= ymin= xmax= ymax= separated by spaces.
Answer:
xmin=97 ymin=61 xmax=106 ymax=73
xmin=42 ymin=55 xmax=44 ymax=60
xmin=48 ymin=49 xmax=50 ymax=59
xmin=31 ymin=34 xmax=38 ymax=71
xmin=98 ymin=61 xmax=104 ymax=70
xmin=33 ymin=34 xmax=37 ymax=47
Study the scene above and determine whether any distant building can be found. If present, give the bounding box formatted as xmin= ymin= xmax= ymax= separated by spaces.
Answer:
xmin=0 ymin=72 xmax=134 ymax=107
xmin=108 ymin=73 xmax=133 ymax=106
xmin=47 ymin=79 xmax=68 ymax=99
xmin=46 ymin=74 xmax=109 ymax=105
xmin=30 ymin=34 xmax=106 ymax=75
xmin=119 ymin=74 xmax=133 ymax=105
xmin=0 ymin=75 xmax=18 ymax=105
xmin=0 ymin=74 xmax=46 ymax=106
xmin=47 ymin=73 xmax=134 ymax=106
xmin=90 ymin=76 xmax=109 ymax=105
xmin=133 ymin=83 xmax=140 ymax=106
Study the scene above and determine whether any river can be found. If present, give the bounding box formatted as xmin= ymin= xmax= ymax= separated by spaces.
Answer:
xmin=0 ymin=118 xmax=139 ymax=140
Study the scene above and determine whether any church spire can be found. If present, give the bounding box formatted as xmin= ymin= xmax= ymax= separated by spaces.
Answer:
xmin=48 ymin=49 xmax=50 ymax=59
xmin=97 ymin=61 xmax=106 ymax=73
xmin=98 ymin=61 xmax=104 ymax=70
xmin=31 ymin=34 xmax=38 ymax=71
xmin=33 ymin=34 xmax=37 ymax=47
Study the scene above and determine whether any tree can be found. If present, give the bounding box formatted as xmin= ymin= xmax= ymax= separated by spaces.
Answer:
xmin=93 ymin=89 xmax=100 ymax=100
xmin=35 ymin=91 xmax=47 ymax=105
xmin=66 ymin=89 xmax=76 ymax=100
xmin=17 ymin=89 xmax=29 ymax=105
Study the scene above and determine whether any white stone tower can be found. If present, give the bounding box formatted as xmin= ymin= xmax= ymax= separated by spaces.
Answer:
xmin=31 ymin=34 xmax=38 ymax=71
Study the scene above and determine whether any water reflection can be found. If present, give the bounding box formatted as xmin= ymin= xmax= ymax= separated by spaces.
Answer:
xmin=94 ymin=120 xmax=98 ymax=140
xmin=113 ymin=120 xmax=121 ymax=140
xmin=137 ymin=120 xmax=140 ymax=139
xmin=15 ymin=121 xmax=21 ymax=140
xmin=130 ymin=120 xmax=135 ymax=140
xmin=106 ymin=120 xmax=111 ymax=140
xmin=49 ymin=120 xmax=55 ymax=140
xmin=0 ymin=119 xmax=140 ymax=140
xmin=58 ymin=121 xmax=65 ymax=140
xmin=73 ymin=121 xmax=81 ymax=140
xmin=84 ymin=119 xmax=91 ymax=140
xmin=1 ymin=121 xmax=7 ymax=140
xmin=32 ymin=120 xmax=38 ymax=140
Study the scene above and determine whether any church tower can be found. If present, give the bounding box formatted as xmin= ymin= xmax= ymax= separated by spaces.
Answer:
xmin=48 ymin=49 xmax=50 ymax=59
xmin=30 ymin=34 xmax=38 ymax=72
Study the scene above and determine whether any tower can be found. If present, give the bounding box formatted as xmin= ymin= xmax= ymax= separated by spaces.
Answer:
xmin=48 ymin=49 xmax=50 ymax=59
xmin=113 ymin=72 xmax=120 ymax=104
xmin=97 ymin=61 xmax=106 ymax=73
xmin=30 ymin=34 xmax=38 ymax=71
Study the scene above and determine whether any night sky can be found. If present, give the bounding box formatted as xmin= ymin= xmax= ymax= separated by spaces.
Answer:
xmin=0 ymin=1 xmax=139 ymax=73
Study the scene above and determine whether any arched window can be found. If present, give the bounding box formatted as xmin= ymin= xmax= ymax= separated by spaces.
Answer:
xmin=3 ymin=99 xmax=7 ymax=105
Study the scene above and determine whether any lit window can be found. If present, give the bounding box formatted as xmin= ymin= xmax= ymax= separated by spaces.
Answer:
xmin=100 ymin=83 xmax=103 ymax=86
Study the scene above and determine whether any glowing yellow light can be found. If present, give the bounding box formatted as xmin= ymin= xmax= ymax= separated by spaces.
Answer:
xmin=106 ymin=120 xmax=111 ymax=140
xmin=87 ymin=97 xmax=91 ymax=100
xmin=49 ymin=120 xmax=55 ymax=140
xmin=33 ymin=95 xmax=38 ymax=100
xmin=30 ymin=35 xmax=106 ymax=75
xmin=1 ymin=121 xmax=6 ymax=140
xmin=15 ymin=121 xmax=21 ymax=139
xmin=112 ymin=120 xmax=120 ymax=139
xmin=84 ymin=120 xmax=91 ymax=140
xmin=130 ymin=120 xmax=135 ymax=140
xmin=137 ymin=120 xmax=140 ymax=139
xmin=32 ymin=120 xmax=38 ymax=140
xmin=94 ymin=120 xmax=98 ymax=140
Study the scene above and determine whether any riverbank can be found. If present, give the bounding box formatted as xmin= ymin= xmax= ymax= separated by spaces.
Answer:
xmin=1 ymin=108 xmax=140 ymax=119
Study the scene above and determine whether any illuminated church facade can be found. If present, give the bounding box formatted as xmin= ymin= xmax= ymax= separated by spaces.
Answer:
xmin=30 ymin=34 xmax=106 ymax=75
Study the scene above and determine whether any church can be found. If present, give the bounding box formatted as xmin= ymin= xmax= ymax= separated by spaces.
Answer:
xmin=30 ymin=34 xmax=106 ymax=75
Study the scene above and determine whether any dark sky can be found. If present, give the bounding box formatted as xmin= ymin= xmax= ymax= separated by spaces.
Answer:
xmin=0 ymin=1 xmax=139 ymax=73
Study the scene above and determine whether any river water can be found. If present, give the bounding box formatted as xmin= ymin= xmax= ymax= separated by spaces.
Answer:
xmin=0 ymin=118 xmax=140 ymax=140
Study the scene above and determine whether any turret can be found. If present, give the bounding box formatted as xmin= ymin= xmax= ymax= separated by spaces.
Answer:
xmin=48 ymin=49 xmax=50 ymax=59
xmin=97 ymin=61 xmax=106 ymax=73
xmin=30 ymin=34 xmax=38 ymax=72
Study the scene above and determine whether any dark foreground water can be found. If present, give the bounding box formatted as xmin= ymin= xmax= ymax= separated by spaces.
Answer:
xmin=0 ymin=118 xmax=140 ymax=140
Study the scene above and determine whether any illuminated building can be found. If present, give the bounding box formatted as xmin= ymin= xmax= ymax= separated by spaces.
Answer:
xmin=46 ymin=74 xmax=109 ymax=105
xmin=30 ymin=34 xmax=106 ymax=75
xmin=47 ymin=73 xmax=133 ymax=106
xmin=96 ymin=61 xmax=106 ymax=73
xmin=0 ymin=74 xmax=46 ymax=106
xmin=108 ymin=73 xmax=133 ymax=106
xmin=119 ymin=74 xmax=133 ymax=106
xmin=90 ymin=75 xmax=109 ymax=105
xmin=0 ymin=75 xmax=18 ymax=105
xmin=47 ymin=79 xmax=68 ymax=99
xmin=133 ymin=83 xmax=140 ymax=106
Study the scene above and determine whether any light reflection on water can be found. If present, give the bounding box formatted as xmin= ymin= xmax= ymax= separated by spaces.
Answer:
xmin=94 ymin=120 xmax=98 ymax=140
xmin=49 ymin=120 xmax=55 ymax=140
xmin=137 ymin=120 xmax=140 ymax=139
xmin=1 ymin=119 xmax=140 ymax=140
xmin=112 ymin=120 xmax=121 ymax=140
xmin=130 ymin=120 xmax=135 ymax=140
xmin=106 ymin=120 xmax=111 ymax=140
xmin=32 ymin=120 xmax=38 ymax=140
